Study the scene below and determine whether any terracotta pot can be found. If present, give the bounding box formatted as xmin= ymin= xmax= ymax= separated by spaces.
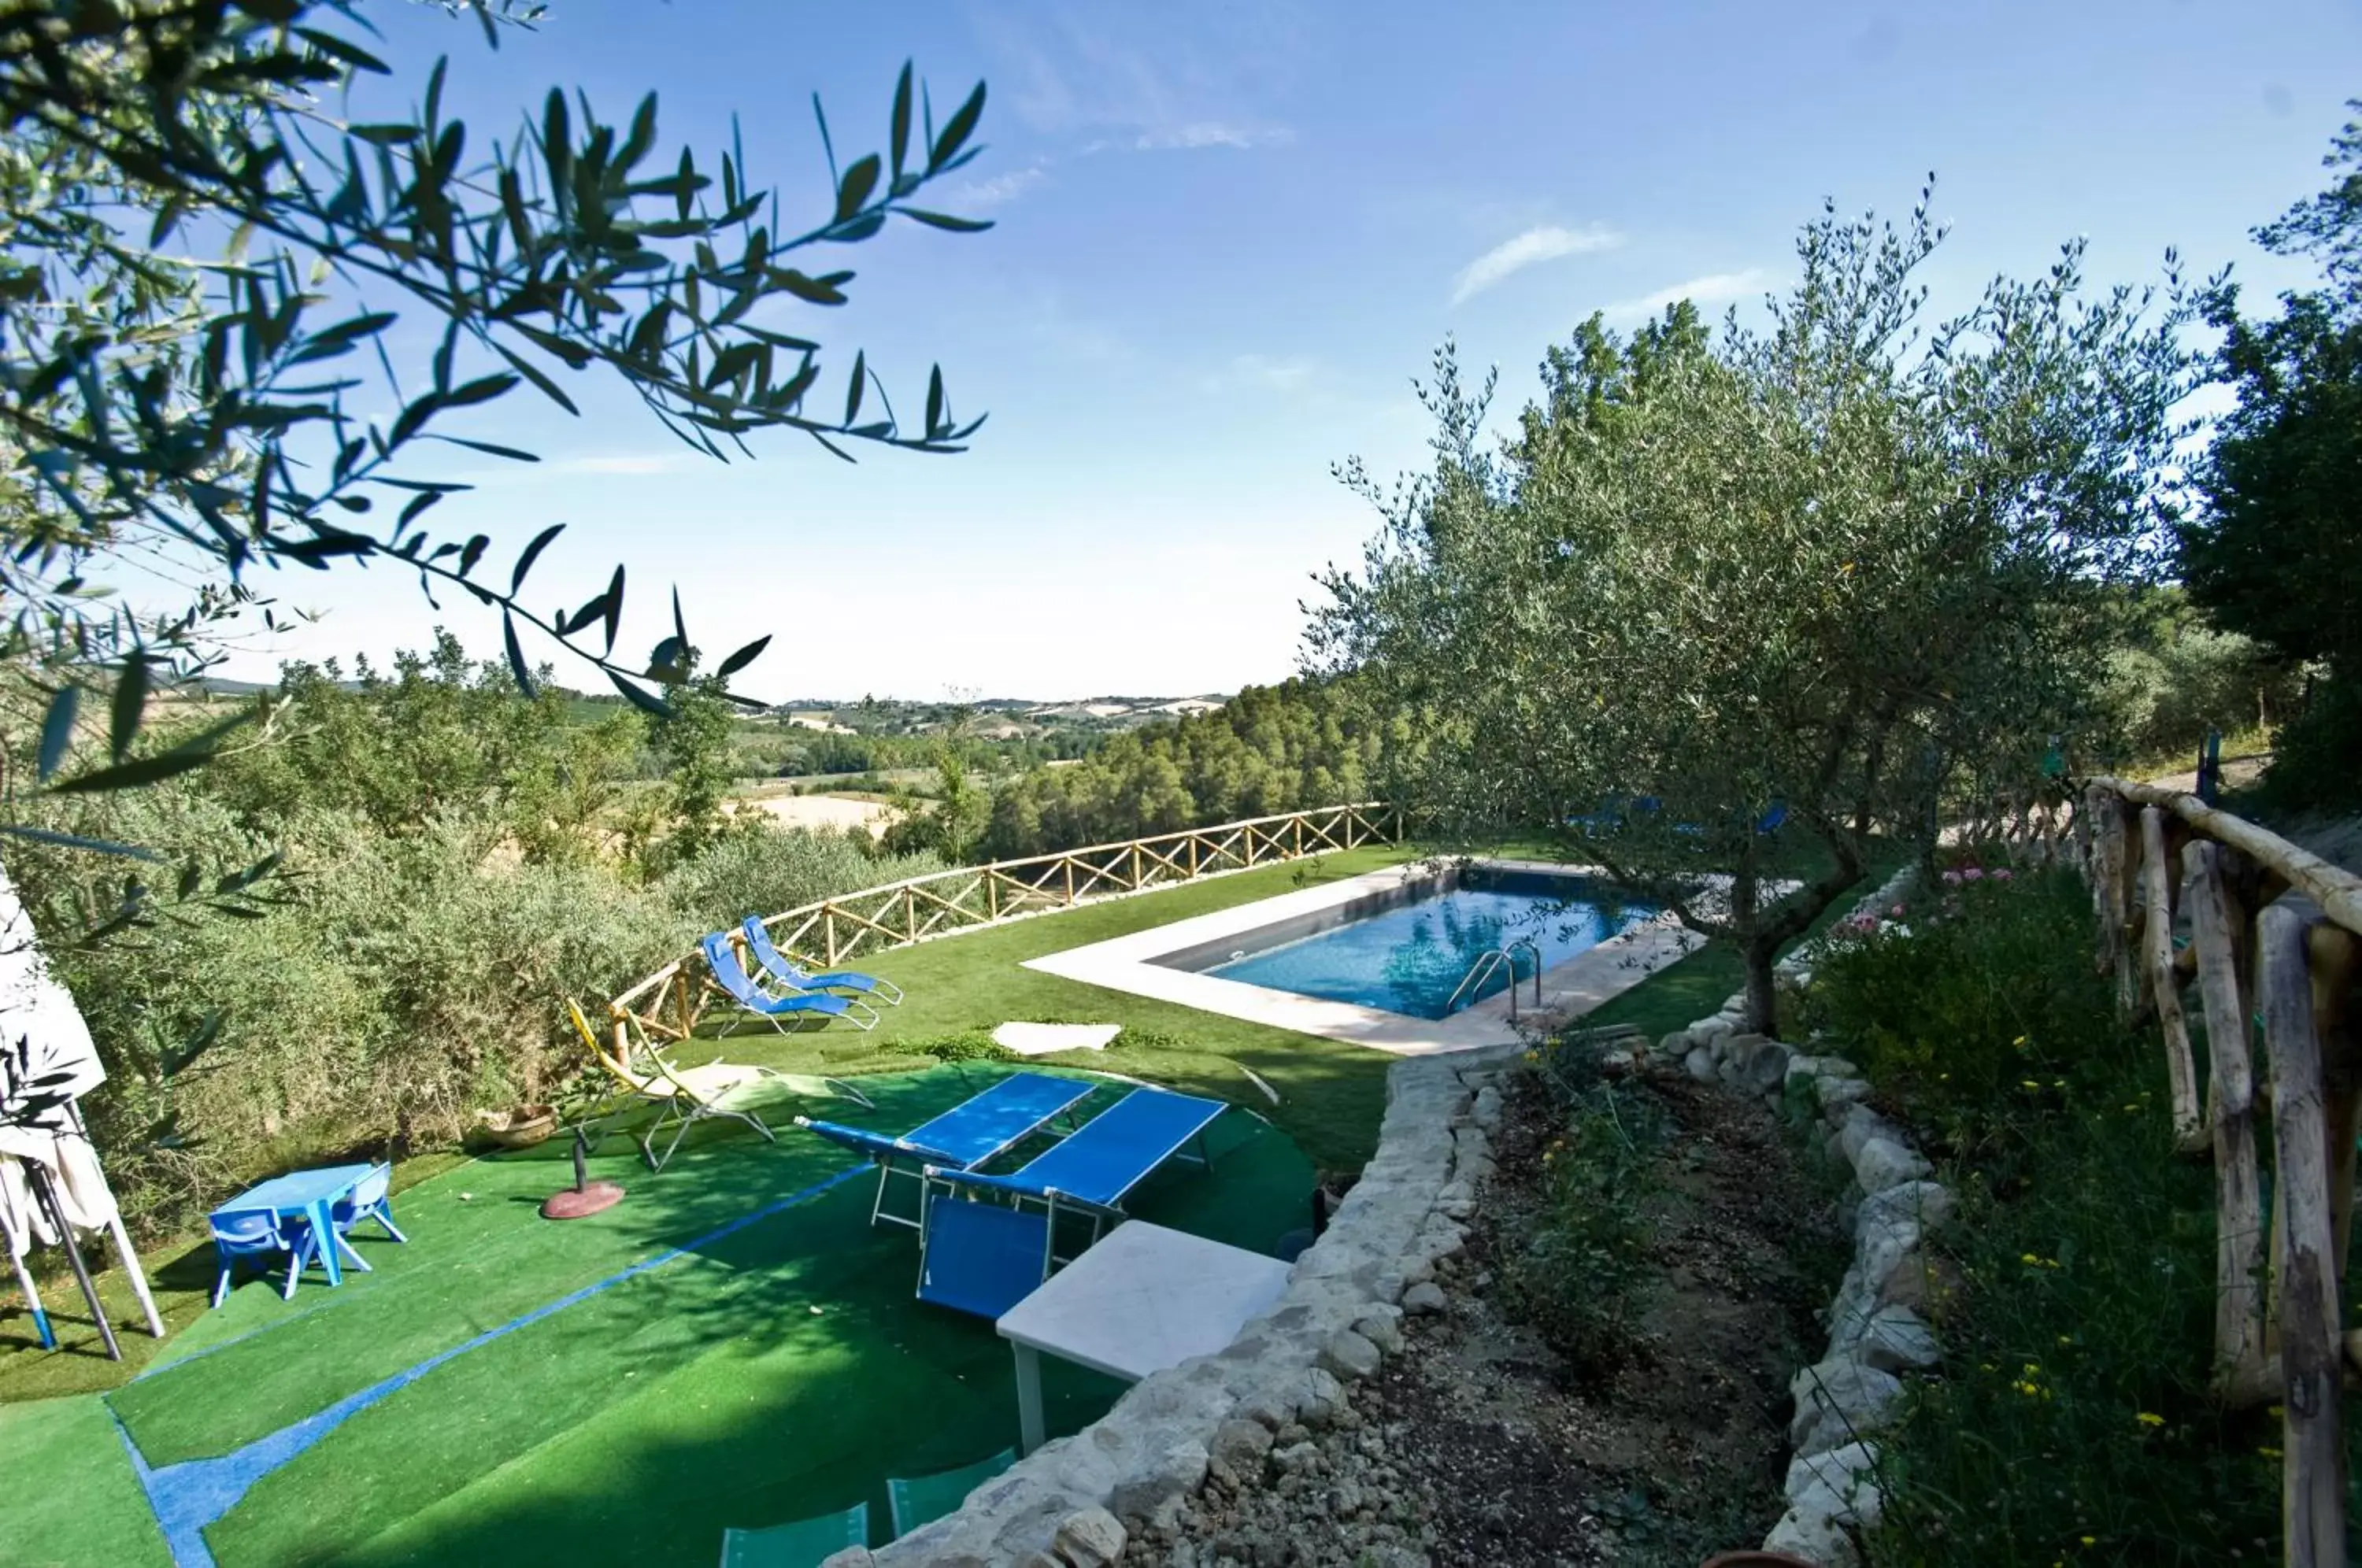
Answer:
xmin=476 ymin=1104 xmax=558 ymax=1149
xmin=1701 ymin=1554 xmax=1819 ymax=1568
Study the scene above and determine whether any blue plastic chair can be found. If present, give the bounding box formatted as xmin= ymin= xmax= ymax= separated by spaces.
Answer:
xmin=310 ymin=1163 xmax=405 ymax=1275
xmin=209 ymin=1210 xmax=300 ymax=1307
xmin=702 ymin=934 xmax=879 ymax=1034
xmin=739 ymin=918 xmax=904 ymax=1006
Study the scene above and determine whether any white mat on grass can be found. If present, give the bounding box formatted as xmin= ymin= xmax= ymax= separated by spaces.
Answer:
xmin=993 ymin=1022 xmax=1122 ymax=1057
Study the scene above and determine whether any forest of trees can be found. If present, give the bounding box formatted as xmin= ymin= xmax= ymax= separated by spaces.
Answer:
xmin=972 ymin=679 xmax=1412 ymax=859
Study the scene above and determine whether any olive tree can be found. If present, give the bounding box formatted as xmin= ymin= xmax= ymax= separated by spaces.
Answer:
xmin=0 ymin=0 xmax=994 ymax=864
xmin=1314 ymin=190 xmax=2199 ymax=1030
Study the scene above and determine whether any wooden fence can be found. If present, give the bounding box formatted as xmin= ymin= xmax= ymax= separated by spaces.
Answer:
xmin=607 ymin=801 xmax=1399 ymax=1043
xmin=2059 ymin=777 xmax=2362 ymax=1566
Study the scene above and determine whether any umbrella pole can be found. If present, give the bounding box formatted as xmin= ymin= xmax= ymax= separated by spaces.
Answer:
xmin=24 ymin=1162 xmax=117 ymax=1361
xmin=65 ymin=1106 xmax=161 ymax=1337
xmin=6 ymin=1244 xmax=53 ymax=1350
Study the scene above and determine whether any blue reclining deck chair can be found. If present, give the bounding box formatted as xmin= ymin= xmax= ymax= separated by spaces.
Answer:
xmin=795 ymin=1071 xmax=1094 ymax=1231
xmin=718 ymin=1501 xmax=868 ymax=1568
xmin=739 ymin=918 xmax=904 ymax=1007
xmin=915 ymin=1086 xmax=1227 ymax=1319
xmin=702 ymin=934 xmax=880 ymax=1034
xmin=887 ymin=1449 xmax=1016 ymax=1537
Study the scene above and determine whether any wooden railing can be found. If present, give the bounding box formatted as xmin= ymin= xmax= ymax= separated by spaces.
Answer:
xmin=607 ymin=801 xmax=1399 ymax=1042
xmin=2064 ymin=777 xmax=2362 ymax=1567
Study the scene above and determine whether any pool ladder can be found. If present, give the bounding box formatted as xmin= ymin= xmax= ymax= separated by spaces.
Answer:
xmin=1445 ymin=938 xmax=1544 ymax=1019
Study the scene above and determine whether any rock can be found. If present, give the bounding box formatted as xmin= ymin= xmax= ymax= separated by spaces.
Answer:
xmin=1050 ymin=1506 xmax=1127 ymax=1568
xmin=1656 ymin=1030 xmax=1693 ymax=1060
xmin=1722 ymin=1035 xmax=1794 ymax=1097
xmin=1208 ymin=1418 xmax=1274 ymax=1476
xmin=1784 ymin=1439 xmax=1882 ymax=1522
xmin=1764 ymin=1503 xmax=1861 ymax=1567
xmin=1683 ymin=1045 xmax=1720 ymax=1082
xmin=1857 ymin=1304 xmax=1941 ymax=1373
xmin=1272 ymin=1440 xmax=1322 ymax=1474
xmin=1790 ymin=1357 xmax=1905 ymax=1455
xmin=1352 ymin=1311 xmax=1404 ymax=1355
xmin=1853 ymin=1137 xmax=1933 ymax=1194
xmin=1836 ymin=1104 xmax=1900 ymax=1163
xmin=1108 ymin=1439 xmax=1208 ymax=1527
xmin=1879 ymin=1251 xmax=1968 ymax=1325
xmin=817 ymin=1551 xmax=875 ymax=1568
xmin=1857 ymin=1180 xmax=1953 ymax=1241
xmin=1401 ymin=1281 xmax=1447 ymax=1315
xmin=1320 ymin=1328 xmax=1383 ymax=1381
xmin=1816 ymin=1078 xmax=1874 ymax=1119
xmin=1470 ymin=1085 xmax=1504 ymax=1128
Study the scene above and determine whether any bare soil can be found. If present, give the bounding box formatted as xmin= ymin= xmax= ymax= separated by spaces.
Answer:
xmin=1388 ymin=1061 xmax=1846 ymax=1566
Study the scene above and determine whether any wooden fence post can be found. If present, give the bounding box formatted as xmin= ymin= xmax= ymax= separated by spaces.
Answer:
xmin=2310 ymin=923 xmax=2361 ymax=1289
xmin=2188 ymin=841 xmax=2269 ymax=1395
xmin=2142 ymin=808 xmax=2205 ymax=1150
xmin=2089 ymin=786 xmax=2133 ymax=1003
xmin=2260 ymin=900 xmax=2348 ymax=1566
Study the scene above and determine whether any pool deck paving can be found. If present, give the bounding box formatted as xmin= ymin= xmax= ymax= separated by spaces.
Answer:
xmin=1022 ymin=860 xmax=1708 ymax=1055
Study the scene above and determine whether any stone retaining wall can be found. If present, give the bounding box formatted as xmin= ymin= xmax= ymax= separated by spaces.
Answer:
xmin=855 ymin=1043 xmax=1522 ymax=1567
xmin=1647 ymin=861 xmax=1942 ymax=1568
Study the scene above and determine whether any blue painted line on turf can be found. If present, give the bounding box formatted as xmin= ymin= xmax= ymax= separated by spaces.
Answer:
xmin=113 ymin=1164 xmax=867 ymax=1566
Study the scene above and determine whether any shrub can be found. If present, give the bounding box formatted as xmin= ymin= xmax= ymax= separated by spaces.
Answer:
xmin=654 ymin=821 xmax=945 ymax=928
xmin=1499 ymin=1040 xmax=1668 ymax=1379
xmin=885 ymin=1029 xmax=1012 ymax=1064
xmin=1801 ymin=865 xmax=2125 ymax=1166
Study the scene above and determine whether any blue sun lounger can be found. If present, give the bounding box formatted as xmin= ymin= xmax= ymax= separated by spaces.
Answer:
xmin=915 ymin=1086 xmax=1227 ymax=1319
xmin=794 ymin=1071 xmax=1096 ymax=1231
xmin=739 ymin=917 xmax=905 ymax=1007
xmin=702 ymin=934 xmax=880 ymax=1034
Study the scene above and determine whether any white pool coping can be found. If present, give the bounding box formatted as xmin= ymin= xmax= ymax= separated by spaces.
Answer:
xmin=1022 ymin=859 xmax=1716 ymax=1056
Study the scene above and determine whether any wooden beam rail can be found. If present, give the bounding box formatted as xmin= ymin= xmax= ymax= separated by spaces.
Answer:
xmin=605 ymin=801 xmax=1397 ymax=1029
xmin=2035 ymin=778 xmax=2362 ymax=1568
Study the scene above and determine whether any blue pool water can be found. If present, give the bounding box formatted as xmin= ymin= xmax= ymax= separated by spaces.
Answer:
xmin=1206 ymin=873 xmax=1660 ymax=1019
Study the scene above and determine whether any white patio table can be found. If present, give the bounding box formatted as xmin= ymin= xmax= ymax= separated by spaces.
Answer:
xmin=994 ymin=1219 xmax=1292 ymax=1454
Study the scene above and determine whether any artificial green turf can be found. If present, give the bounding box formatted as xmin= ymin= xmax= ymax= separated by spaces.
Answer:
xmin=30 ymin=1064 xmax=1309 ymax=1566
xmin=0 ymin=1393 xmax=173 ymax=1567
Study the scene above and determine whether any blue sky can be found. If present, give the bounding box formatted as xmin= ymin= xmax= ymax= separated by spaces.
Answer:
xmin=209 ymin=0 xmax=2362 ymax=701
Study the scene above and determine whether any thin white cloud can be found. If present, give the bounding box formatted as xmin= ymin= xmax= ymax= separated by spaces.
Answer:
xmin=557 ymin=453 xmax=690 ymax=477
xmin=1603 ymin=268 xmax=1772 ymax=321
xmin=1451 ymin=224 xmax=1624 ymax=305
xmin=1135 ymin=120 xmax=1292 ymax=151
xmin=952 ymin=165 xmax=1048 ymax=208
xmin=1228 ymin=353 xmax=1316 ymax=390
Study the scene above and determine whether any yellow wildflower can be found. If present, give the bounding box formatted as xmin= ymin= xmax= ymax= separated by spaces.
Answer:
xmin=2135 ymin=1411 xmax=2164 ymax=1428
xmin=2260 ymin=1444 xmax=2282 ymax=1459
xmin=2081 ymin=1537 xmax=2096 ymax=1547
xmin=2020 ymin=1079 xmax=2042 ymax=1089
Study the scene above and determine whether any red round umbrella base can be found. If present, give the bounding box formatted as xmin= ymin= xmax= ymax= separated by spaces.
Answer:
xmin=540 ymin=1181 xmax=626 ymax=1219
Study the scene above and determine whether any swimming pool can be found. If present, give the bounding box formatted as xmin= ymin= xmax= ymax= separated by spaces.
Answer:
xmin=1194 ymin=869 xmax=1660 ymax=1020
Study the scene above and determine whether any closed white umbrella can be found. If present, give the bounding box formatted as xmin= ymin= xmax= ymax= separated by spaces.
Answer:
xmin=0 ymin=860 xmax=162 ymax=1353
